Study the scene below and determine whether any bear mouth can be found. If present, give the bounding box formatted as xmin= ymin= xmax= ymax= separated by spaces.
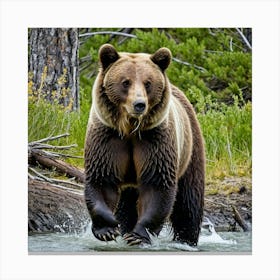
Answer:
xmin=117 ymin=110 xmax=144 ymax=137
xmin=129 ymin=112 xmax=143 ymax=118
xmin=129 ymin=115 xmax=143 ymax=127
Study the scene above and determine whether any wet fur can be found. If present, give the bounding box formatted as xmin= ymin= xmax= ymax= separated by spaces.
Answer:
xmin=84 ymin=45 xmax=205 ymax=246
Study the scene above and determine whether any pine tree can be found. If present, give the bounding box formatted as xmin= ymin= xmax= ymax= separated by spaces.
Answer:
xmin=29 ymin=28 xmax=79 ymax=110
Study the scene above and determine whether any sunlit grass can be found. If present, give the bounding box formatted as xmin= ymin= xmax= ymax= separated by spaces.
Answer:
xmin=28 ymin=98 xmax=89 ymax=167
xmin=198 ymin=102 xmax=252 ymax=181
xmin=28 ymin=97 xmax=252 ymax=184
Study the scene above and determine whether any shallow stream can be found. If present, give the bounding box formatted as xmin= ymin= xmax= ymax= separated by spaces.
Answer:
xmin=28 ymin=223 xmax=252 ymax=254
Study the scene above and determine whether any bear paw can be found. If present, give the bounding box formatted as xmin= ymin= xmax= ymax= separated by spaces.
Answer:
xmin=123 ymin=232 xmax=151 ymax=246
xmin=92 ymin=226 xmax=121 ymax=242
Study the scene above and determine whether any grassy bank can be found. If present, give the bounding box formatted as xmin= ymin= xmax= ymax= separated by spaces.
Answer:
xmin=199 ymin=101 xmax=252 ymax=180
xmin=28 ymin=96 xmax=252 ymax=181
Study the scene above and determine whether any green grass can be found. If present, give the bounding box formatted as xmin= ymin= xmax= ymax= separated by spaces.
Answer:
xmin=198 ymin=102 xmax=252 ymax=180
xmin=28 ymin=96 xmax=252 ymax=179
xmin=28 ymin=98 xmax=89 ymax=167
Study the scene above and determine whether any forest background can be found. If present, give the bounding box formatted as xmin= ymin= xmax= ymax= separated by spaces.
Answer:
xmin=28 ymin=28 xmax=252 ymax=194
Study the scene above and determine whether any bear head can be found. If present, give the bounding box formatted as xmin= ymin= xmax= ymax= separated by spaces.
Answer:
xmin=92 ymin=44 xmax=172 ymax=137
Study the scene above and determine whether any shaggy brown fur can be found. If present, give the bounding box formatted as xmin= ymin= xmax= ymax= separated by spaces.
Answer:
xmin=84 ymin=44 xmax=205 ymax=246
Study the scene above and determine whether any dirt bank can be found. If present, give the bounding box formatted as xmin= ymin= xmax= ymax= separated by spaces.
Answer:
xmin=204 ymin=177 xmax=252 ymax=232
xmin=28 ymin=176 xmax=252 ymax=234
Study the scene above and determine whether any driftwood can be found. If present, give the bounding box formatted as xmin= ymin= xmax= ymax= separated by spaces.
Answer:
xmin=231 ymin=205 xmax=249 ymax=232
xmin=28 ymin=178 xmax=89 ymax=233
xmin=28 ymin=133 xmax=85 ymax=183
xmin=28 ymin=134 xmax=89 ymax=233
xmin=29 ymin=149 xmax=85 ymax=183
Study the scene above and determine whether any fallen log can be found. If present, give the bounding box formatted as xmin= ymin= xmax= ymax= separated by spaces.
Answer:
xmin=28 ymin=178 xmax=89 ymax=233
xmin=28 ymin=133 xmax=85 ymax=183
xmin=29 ymin=148 xmax=85 ymax=183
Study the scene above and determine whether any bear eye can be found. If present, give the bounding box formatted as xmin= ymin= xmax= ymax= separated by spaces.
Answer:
xmin=122 ymin=79 xmax=130 ymax=89
xmin=144 ymin=81 xmax=151 ymax=90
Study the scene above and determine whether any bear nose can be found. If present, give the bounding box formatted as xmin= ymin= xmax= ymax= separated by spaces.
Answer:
xmin=133 ymin=100 xmax=146 ymax=113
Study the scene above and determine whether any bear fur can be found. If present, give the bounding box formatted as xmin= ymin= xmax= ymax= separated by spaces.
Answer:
xmin=84 ymin=44 xmax=205 ymax=246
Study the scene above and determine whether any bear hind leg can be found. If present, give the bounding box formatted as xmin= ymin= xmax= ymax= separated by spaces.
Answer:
xmin=170 ymin=165 xmax=204 ymax=246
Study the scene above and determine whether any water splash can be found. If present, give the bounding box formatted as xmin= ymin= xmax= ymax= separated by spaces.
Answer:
xmin=199 ymin=218 xmax=237 ymax=245
xmin=29 ymin=219 xmax=250 ymax=253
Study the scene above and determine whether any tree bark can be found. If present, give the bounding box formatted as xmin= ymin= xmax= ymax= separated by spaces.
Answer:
xmin=28 ymin=28 xmax=79 ymax=110
xmin=28 ymin=179 xmax=89 ymax=233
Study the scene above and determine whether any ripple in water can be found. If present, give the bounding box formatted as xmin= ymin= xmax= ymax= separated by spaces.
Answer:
xmin=28 ymin=220 xmax=252 ymax=253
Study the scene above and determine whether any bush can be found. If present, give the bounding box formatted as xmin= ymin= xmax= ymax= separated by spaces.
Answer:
xmin=80 ymin=28 xmax=252 ymax=108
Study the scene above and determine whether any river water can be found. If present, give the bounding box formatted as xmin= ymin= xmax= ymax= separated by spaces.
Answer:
xmin=28 ymin=223 xmax=252 ymax=254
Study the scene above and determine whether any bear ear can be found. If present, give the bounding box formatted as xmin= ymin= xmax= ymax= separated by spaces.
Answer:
xmin=99 ymin=44 xmax=120 ymax=70
xmin=150 ymin=47 xmax=172 ymax=71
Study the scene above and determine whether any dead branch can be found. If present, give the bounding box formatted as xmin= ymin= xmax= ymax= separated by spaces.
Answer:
xmin=29 ymin=133 xmax=70 ymax=145
xmin=108 ymin=28 xmax=135 ymax=44
xmin=79 ymin=31 xmax=137 ymax=39
xmin=43 ymin=151 xmax=83 ymax=159
xmin=231 ymin=205 xmax=249 ymax=232
xmin=28 ymin=133 xmax=85 ymax=183
xmin=205 ymin=197 xmax=250 ymax=232
xmin=29 ymin=166 xmax=53 ymax=183
xmin=235 ymin=28 xmax=252 ymax=51
xmin=33 ymin=143 xmax=77 ymax=150
xmin=172 ymin=57 xmax=207 ymax=72
xmin=28 ymin=167 xmax=84 ymax=189
xmin=29 ymin=148 xmax=85 ymax=183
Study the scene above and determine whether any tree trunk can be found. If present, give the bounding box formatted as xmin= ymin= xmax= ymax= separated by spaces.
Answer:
xmin=28 ymin=28 xmax=79 ymax=110
xmin=28 ymin=179 xmax=89 ymax=233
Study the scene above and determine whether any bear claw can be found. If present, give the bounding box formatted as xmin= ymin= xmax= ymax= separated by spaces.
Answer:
xmin=93 ymin=226 xmax=120 ymax=242
xmin=123 ymin=232 xmax=150 ymax=246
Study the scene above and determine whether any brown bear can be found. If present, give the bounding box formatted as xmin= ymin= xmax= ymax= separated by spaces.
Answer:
xmin=84 ymin=44 xmax=205 ymax=246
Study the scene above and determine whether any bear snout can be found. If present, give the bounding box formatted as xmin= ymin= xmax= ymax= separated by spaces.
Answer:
xmin=133 ymin=100 xmax=146 ymax=114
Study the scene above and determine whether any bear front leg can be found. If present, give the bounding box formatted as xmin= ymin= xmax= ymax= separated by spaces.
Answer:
xmin=124 ymin=184 xmax=177 ymax=246
xmin=85 ymin=183 xmax=120 ymax=242
xmin=84 ymin=125 xmax=129 ymax=242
